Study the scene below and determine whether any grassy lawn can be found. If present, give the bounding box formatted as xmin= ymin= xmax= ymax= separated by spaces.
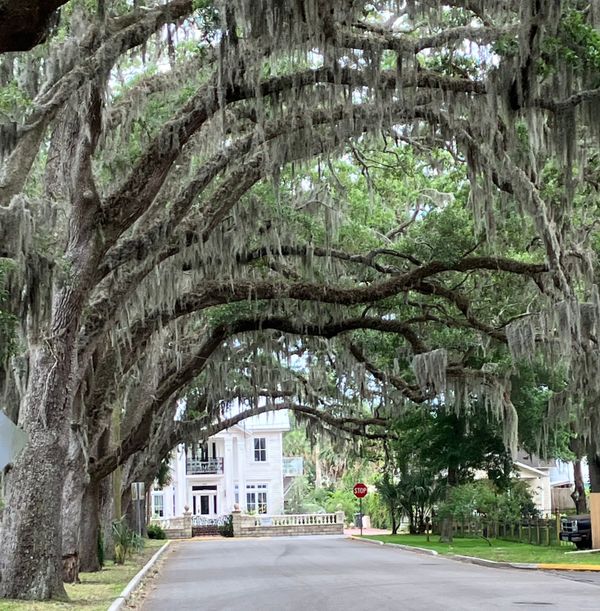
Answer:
xmin=1 ymin=538 xmax=166 ymax=611
xmin=362 ymin=534 xmax=600 ymax=565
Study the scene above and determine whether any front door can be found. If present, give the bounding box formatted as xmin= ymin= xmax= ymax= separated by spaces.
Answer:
xmin=191 ymin=485 xmax=218 ymax=516
xmin=194 ymin=494 xmax=210 ymax=515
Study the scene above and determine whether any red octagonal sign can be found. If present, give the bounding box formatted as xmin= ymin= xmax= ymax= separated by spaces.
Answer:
xmin=353 ymin=482 xmax=368 ymax=498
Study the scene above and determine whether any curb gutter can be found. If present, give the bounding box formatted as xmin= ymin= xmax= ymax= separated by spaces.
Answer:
xmin=349 ymin=537 xmax=600 ymax=572
xmin=107 ymin=540 xmax=171 ymax=611
xmin=349 ymin=535 xmax=438 ymax=556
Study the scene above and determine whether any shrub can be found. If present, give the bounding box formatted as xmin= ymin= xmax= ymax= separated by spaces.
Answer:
xmin=112 ymin=518 xmax=144 ymax=564
xmin=147 ymin=523 xmax=166 ymax=540
xmin=438 ymin=479 xmax=539 ymax=527
xmin=218 ymin=514 xmax=234 ymax=537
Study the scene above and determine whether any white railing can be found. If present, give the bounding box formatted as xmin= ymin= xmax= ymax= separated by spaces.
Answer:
xmin=243 ymin=512 xmax=340 ymax=527
xmin=192 ymin=514 xmax=230 ymax=527
xmin=186 ymin=457 xmax=224 ymax=474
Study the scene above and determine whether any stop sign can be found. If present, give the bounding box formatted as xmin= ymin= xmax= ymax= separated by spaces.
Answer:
xmin=353 ymin=482 xmax=368 ymax=498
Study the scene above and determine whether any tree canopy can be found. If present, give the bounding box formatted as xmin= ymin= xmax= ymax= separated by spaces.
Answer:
xmin=2 ymin=0 xmax=600 ymax=601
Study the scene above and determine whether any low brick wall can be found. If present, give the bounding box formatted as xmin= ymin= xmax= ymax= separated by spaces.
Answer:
xmin=238 ymin=523 xmax=343 ymax=537
xmin=151 ymin=514 xmax=192 ymax=539
xmin=163 ymin=528 xmax=189 ymax=539
xmin=233 ymin=511 xmax=345 ymax=537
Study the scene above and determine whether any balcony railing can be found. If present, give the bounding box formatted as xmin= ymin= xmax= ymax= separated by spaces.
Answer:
xmin=186 ymin=457 xmax=224 ymax=475
xmin=282 ymin=456 xmax=303 ymax=477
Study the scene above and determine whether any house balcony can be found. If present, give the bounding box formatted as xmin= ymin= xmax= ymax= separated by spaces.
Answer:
xmin=283 ymin=457 xmax=303 ymax=477
xmin=186 ymin=457 xmax=224 ymax=475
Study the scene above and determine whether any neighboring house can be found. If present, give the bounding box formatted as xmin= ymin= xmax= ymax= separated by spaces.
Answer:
xmin=550 ymin=459 xmax=590 ymax=512
xmin=514 ymin=452 xmax=554 ymax=516
xmin=151 ymin=404 xmax=302 ymax=520
xmin=474 ymin=451 xmax=555 ymax=515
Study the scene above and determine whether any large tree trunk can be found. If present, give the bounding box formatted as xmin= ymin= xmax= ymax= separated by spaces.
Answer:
xmin=99 ymin=475 xmax=116 ymax=562
xmin=571 ymin=460 xmax=588 ymax=514
xmin=0 ymin=346 xmax=72 ymax=600
xmin=390 ymin=506 xmax=398 ymax=535
xmin=79 ymin=478 xmax=103 ymax=572
xmin=589 ymin=452 xmax=600 ymax=493
xmin=61 ymin=399 xmax=92 ymax=584
xmin=439 ymin=467 xmax=457 ymax=544
xmin=61 ymin=466 xmax=84 ymax=583
xmin=80 ymin=427 xmax=111 ymax=572
xmin=0 ymin=89 xmax=102 ymax=598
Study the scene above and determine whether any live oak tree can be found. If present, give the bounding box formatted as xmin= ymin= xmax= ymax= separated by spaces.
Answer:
xmin=2 ymin=0 xmax=600 ymax=601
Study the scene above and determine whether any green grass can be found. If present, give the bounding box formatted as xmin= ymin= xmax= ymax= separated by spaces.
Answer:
xmin=362 ymin=534 xmax=600 ymax=565
xmin=1 ymin=538 xmax=165 ymax=611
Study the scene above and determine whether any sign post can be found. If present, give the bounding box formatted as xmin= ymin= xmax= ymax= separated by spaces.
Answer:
xmin=353 ymin=482 xmax=368 ymax=536
xmin=131 ymin=482 xmax=145 ymax=537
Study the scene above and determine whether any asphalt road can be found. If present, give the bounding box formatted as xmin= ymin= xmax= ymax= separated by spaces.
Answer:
xmin=141 ymin=536 xmax=600 ymax=610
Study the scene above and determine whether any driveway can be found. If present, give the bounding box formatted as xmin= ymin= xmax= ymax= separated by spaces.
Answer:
xmin=141 ymin=536 xmax=600 ymax=610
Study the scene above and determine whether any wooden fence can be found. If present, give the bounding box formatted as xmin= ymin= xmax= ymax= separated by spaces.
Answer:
xmin=451 ymin=514 xmax=566 ymax=547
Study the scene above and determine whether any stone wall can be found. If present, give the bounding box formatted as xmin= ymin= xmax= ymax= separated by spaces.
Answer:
xmin=232 ymin=511 xmax=344 ymax=537
xmin=151 ymin=510 xmax=192 ymax=539
xmin=163 ymin=528 xmax=190 ymax=539
xmin=238 ymin=523 xmax=343 ymax=537
xmin=154 ymin=510 xmax=345 ymax=539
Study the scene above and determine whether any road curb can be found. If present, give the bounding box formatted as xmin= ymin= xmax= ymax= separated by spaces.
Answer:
xmin=537 ymin=563 xmax=600 ymax=571
xmin=350 ymin=537 xmax=600 ymax=572
xmin=450 ymin=554 xmax=537 ymax=570
xmin=349 ymin=535 xmax=438 ymax=556
xmin=107 ymin=540 xmax=171 ymax=611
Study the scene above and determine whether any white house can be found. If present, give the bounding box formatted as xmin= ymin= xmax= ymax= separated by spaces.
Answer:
xmin=474 ymin=451 xmax=555 ymax=515
xmin=514 ymin=455 xmax=554 ymax=516
xmin=151 ymin=405 xmax=300 ymax=520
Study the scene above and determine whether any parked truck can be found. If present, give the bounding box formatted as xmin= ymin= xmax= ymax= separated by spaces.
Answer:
xmin=560 ymin=514 xmax=592 ymax=549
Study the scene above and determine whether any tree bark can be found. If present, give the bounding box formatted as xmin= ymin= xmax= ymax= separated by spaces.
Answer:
xmin=0 ymin=86 xmax=102 ymax=598
xmin=0 ymin=1 xmax=67 ymax=53
xmin=0 ymin=346 xmax=71 ymax=600
xmin=99 ymin=475 xmax=115 ymax=562
xmin=588 ymin=452 xmax=600 ymax=494
xmin=61 ymin=444 xmax=84 ymax=583
xmin=79 ymin=479 xmax=102 ymax=572
xmin=439 ymin=467 xmax=457 ymax=543
xmin=571 ymin=459 xmax=588 ymax=514
xmin=391 ymin=506 xmax=398 ymax=535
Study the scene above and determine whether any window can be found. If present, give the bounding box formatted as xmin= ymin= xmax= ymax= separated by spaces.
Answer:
xmin=234 ymin=484 xmax=239 ymax=505
xmin=152 ymin=493 xmax=164 ymax=517
xmin=246 ymin=484 xmax=268 ymax=514
xmin=254 ymin=437 xmax=267 ymax=462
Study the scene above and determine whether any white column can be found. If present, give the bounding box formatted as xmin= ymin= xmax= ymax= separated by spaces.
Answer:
xmin=237 ymin=434 xmax=247 ymax=511
xmin=224 ymin=435 xmax=234 ymax=513
xmin=176 ymin=444 xmax=187 ymax=516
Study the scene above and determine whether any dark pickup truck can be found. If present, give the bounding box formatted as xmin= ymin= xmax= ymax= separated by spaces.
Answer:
xmin=560 ymin=514 xmax=592 ymax=549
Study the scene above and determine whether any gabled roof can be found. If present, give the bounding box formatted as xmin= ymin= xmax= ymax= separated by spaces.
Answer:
xmin=516 ymin=450 xmax=555 ymax=470
xmin=515 ymin=461 xmax=549 ymax=478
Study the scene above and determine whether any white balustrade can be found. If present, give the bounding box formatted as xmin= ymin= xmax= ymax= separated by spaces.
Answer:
xmin=243 ymin=512 xmax=341 ymax=527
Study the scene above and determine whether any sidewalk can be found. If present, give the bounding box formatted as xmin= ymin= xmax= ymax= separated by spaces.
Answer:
xmin=344 ymin=527 xmax=390 ymax=536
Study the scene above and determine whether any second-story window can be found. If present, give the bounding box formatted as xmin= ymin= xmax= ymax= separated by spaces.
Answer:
xmin=254 ymin=437 xmax=267 ymax=462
